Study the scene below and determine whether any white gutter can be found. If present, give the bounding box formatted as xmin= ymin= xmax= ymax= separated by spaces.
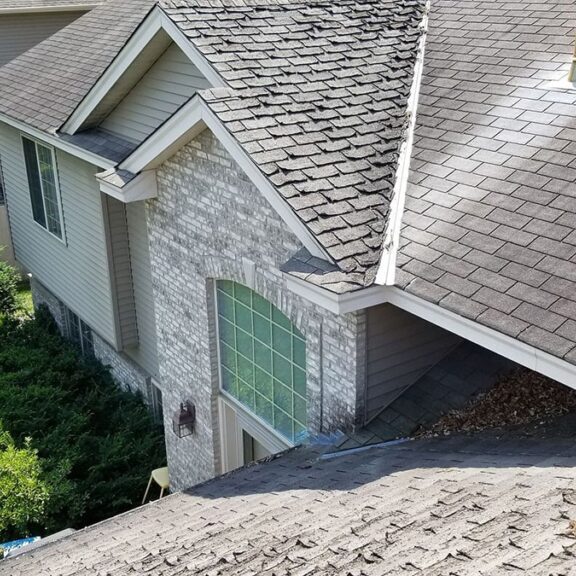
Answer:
xmin=0 ymin=4 xmax=97 ymax=14
xmin=375 ymin=1 xmax=430 ymax=286
xmin=0 ymin=112 xmax=116 ymax=169
xmin=284 ymin=276 xmax=576 ymax=391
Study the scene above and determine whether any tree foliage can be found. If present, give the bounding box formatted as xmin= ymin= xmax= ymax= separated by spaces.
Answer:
xmin=0 ymin=426 xmax=50 ymax=539
xmin=0 ymin=260 xmax=19 ymax=316
xmin=0 ymin=307 xmax=166 ymax=540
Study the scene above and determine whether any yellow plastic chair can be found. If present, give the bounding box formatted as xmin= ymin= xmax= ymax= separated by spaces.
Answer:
xmin=142 ymin=467 xmax=170 ymax=504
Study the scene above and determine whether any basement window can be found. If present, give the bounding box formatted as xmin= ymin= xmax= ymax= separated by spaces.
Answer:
xmin=149 ymin=379 xmax=164 ymax=425
xmin=21 ymin=136 xmax=65 ymax=241
xmin=62 ymin=305 xmax=94 ymax=357
xmin=0 ymin=154 xmax=5 ymax=206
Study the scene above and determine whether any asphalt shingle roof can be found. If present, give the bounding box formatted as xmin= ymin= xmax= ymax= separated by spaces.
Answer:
xmin=396 ymin=0 xmax=576 ymax=364
xmin=0 ymin=0 xmax=155 ymax=132
xmin=4 ymin=435 xmax=576 ymax=575
xmin=162 ymin=0 xmax=425 ymax=285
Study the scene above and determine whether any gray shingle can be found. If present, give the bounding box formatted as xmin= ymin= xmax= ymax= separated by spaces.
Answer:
xmin=0 ymin=0 xmax=156 ymax=132
xmin=398 ymin=0 xmax=576 ymax=369
xmin=4 ymin=436 xmax=576 ymax=576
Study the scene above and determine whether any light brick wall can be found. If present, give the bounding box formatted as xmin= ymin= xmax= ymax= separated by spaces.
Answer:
xmin=149 ymin=130 xmax=366 ymax=491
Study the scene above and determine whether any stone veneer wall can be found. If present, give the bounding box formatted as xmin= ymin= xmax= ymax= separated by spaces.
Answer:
xmin=30 ymin=277 xmax=150 ymax=399
xmin=149 ymin=129 xmax=366 ymax=491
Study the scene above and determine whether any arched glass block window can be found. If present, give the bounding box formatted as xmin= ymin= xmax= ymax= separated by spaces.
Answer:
xmin=216 ymin=281 xmax=307 ymax=443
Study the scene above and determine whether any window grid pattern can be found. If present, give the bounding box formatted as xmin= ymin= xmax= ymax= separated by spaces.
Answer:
xmin=22 ymin=137 xmax=64 ymax=240
xmin=0 ymin=153 xmax=5 ymax=206
xmin=37 ymin=145 xmax=62 ymax=238
xmin=217 ymin=281 xmax=307 ymax=443
xmin=63 ymin=306 xmax=94 ymax=358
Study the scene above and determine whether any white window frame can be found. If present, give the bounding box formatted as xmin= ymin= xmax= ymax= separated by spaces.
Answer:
xmin=148 ymin=378 xmax=164 ymax=425
xmin=21 ymin=135 xmax=66 ymax=244
xmin=62 ymin=304 xmax=94 ymax=357
xmin=0 ymin=152 xmax=5 ymax=207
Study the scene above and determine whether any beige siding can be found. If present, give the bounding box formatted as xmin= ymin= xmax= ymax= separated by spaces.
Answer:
xmin=103 ymin=196 xmax=138 ymax=348
xmin=100 ymin=43 xmax=210 ymax=144
xmin=0 ymin=11 xmax=85 ymax=67
xmin=0 ymin=123 xmax=117 ymax=344
xmin=125 ymin=202 xmax=159 ymax=378
xmin=365 ymin=304 xmax=461 ymax=422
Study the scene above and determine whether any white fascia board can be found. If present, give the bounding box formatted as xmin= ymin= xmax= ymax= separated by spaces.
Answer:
xmin=385 ymin=287 xmax=576 ymax=391
xmin=97 ymin=170 xmax=157 ymax=203
xmin=375 ymin=2 xmax=430 ymax=287
xmin=62 ymin=6 xmax=225 ymax=135
xmin=0 ymin=4 xmax=96 ymax=14
xmin=120 ymin=96 xmax=332 ymax=262
xmin=0 ymin=113 xmax=115 ymax=169
xmin=284 ymin=273 xmax=388 ymax=315
xmin=120 ymin=96 xmax=205 ymax=172
xmin=62 ymin=7 xmax=164 ymax=134
xmin=285 ymin=274 xmax=576 ymax=388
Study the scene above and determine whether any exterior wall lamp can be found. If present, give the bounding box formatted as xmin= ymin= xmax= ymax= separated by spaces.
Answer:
xmin=172 ymin=401 xmax=195 ymax=438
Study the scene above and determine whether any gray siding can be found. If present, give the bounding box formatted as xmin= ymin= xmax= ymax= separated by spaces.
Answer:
xmin=0 ymin=11 xmax=85 ymax=67
xmin=365 ymin=304 xmax=461 ymax=422
xmin=103 ymin=195 xmax=138 ymax=348
xmin=100 ymin=43 xmax=210 ymax=144
xmin=125 ymin=202 xmax=159 ymax=378
xmin=0 ymin=123 xmax=117 ymax=344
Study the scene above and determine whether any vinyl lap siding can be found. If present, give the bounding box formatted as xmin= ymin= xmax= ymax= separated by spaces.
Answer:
xmin=0 ymin=11 xmax=85 ymax=67
xmin=104 ymin=196 xmax=138 ymax=348
xmin=0 ymin=123 xmax=117 ymax=344
xmin=100 ymin=43 xmax=211 ymax=144
xmin=125 ymin=202 xmax=159 ymax=378
xmin=365 ymin=304 xmax=461 ymax=422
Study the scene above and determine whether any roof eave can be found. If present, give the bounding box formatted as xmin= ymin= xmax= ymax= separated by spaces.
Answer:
xmin=60 ymin=4 xmax=226 ymax=135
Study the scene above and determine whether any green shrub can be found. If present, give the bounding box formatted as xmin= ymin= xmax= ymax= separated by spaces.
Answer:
xmin=0 ymin=309 xmax=166 ymax=538
xmin=0 ymin=260 xmax=19 ymax=316
xmin=0 ymin=425 xmax=51 ymax=540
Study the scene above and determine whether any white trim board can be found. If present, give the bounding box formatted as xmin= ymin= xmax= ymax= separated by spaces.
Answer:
xmin=97 ymin=170 xmax=157 ymax=203
xmin=0 ymin=113 xmax=115 ymax=169
xmin=62 ymin=5 xmax=226 ymax=135
xmin=0 ymin=4 xmax=96 ymax=14
xmin=386 ymin=288 xmax=576 ymax=391
xmin=117 ymin=95 xmax=332 ymax=262
xmin=284 ymin=276 xmax=576 ymax=390
xmin=375 ymin=1 xmax=429 ymax=287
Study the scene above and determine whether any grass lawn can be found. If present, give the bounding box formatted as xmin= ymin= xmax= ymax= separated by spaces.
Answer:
xmin=14 ymin=281 xmax=33 ymax=317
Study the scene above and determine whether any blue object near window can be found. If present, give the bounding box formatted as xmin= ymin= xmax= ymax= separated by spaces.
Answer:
xmin=217 ymin=281 xmax=307 ymax=443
